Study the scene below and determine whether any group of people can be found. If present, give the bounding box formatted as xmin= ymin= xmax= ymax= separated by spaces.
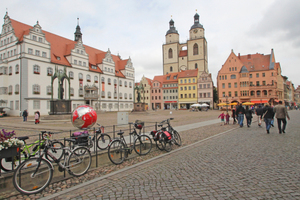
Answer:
xmin=21 ymin=109 xmax=40 ymax=124
xmin=219 ymin=101 xmax=290 ymax=134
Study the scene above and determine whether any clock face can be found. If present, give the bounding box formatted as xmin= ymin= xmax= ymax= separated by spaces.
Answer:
xmin=180 ymin=66 xmax=187 ymax=71
xmin=193 ymin=29 xmax=198 ymax=33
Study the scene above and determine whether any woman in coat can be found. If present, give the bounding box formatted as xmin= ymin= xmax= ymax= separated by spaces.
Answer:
xmin=262 ymin=103 xmax=275 ymax=134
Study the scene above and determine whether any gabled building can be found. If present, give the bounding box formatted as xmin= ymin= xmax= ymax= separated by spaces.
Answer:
xmin=217 ymin=49 xmax=284 ymax=105
xmin=151 ymin=75 xmax=163 ymax=110
xmin=0 ymin=12 xmax=134 ymax=115
xmin=178 ymin=69 xmax=198 ymax=109
xmin=198 ymin=71 xmax=213 ymax=108
xmin=162 ymin=72 xmax=179 ymax=110
xmin=135 ymin=76 xmax=152 ymax=110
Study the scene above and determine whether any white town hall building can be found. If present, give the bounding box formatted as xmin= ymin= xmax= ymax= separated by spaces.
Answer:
xmin=0 ymin=12 xmax=135 ymax=116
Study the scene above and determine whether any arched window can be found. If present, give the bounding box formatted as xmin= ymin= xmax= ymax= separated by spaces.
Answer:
xmin=108 ymin=78 xmax=111 ymax=85
xmin=47 ymin=67 xmax=53 ymax=76
xmin=193 ymin=43 xmax=198 ymax=55
xmin=129 ymin=82 xmax=132 ymax=88
xmin=70 ymin=88 xmax=74 ymax=96
xmin=124 ymin=93 xmax=128 ymax=99
xmin=119 ymin=80 xmax=122 ymax=86
xmin=170 ymin=66 xmax=173 ymax=72
xmin=168 ymin=48 xmax=173 ymax=59
xmin=8 ymin=85 xmax=12 ymax=95
xmin=15 ymin=84 xmax=19 ymax=94
xmin=15 ymin=65 xmax=19 ymax=74
xmin=125 ymin=81 xmax=127 ymax=87
xmin=231 ymin=75 xmax=236 ymax=79
xmin=86 ymin=74 xmax=91 ymax=82
xmin=114 ymin=79 xmax=117 ymax=85
xmin=69 ymin=71 xmax=74 ymax=79
xmin=78 ymin=73 xmax=83 ymax=80
xmin=94 ymin=76 xmax=98 ymax=83
xmin=33 ymin=65 xmax=40 ymax=74
xmin=129 ymin=93 xmax=132 ymax=99
xmin=108 ymin=91 xmax=112 ymax=98
xmin=9 ymin=66 xmax=12 ymax=75
xmin=195 ymin=63 xmax=198 ymax=69
xmin=101 ymin=77 xmax=105 ymax=83
xmin=119 ymin=92 xmax=123 ymax=99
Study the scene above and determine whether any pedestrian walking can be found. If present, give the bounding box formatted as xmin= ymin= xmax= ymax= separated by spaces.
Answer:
xmin=34 ymin=112 xmax=40 ymax=124
xmin=262 ymin=103 xmax=274 ymax=134
xmin=255 ymin=105 xmax=264 ymax=127
xmin=231 ymin=107 xmax=236 ymax=124
xmin=245 ymin=106 xmax=253 ymax=127
xmin=236 ymin=102 xmax=245 ymax=127
xmin=22 ymin=109 xmax=28 ymax=122
xmin=273 ymin=101 xmax=290 ymax=134
xmin=225 ymin=112 xmax=230 ymax=125
xmin=218 ymin=112 xmax=225 ymax=126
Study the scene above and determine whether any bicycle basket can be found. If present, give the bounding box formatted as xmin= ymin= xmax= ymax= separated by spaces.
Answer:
xmin=134 ymin=120 xmax=144 ymax=130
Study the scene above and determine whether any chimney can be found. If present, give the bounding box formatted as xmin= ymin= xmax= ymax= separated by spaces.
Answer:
xmin=238 ymin=53 xmax=240 ymax=59
xmin=247 ymin=54 xmax=251 ymax=59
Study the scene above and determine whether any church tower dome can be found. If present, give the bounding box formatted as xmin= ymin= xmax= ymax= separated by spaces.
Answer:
xmin=74 ymin=18 xmax=82 ymax=41
xmin=166 ymin=19 xmax=178 ymax=35
xmin=190 ymin=13 xmax=203 ymax=30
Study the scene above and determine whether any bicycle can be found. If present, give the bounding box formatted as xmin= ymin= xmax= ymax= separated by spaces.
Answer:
xmin=68 ymin=123 xmax=111 ymax=150
xmin=108 ymin=121 xmax=152 ymax=165
xmin=0 ymin=131 xmax=64 ymax=171
xmin=162 ymin=118 xmax=182 ymax=146
xmin=13 ymin=131 xmax=92 ymax=195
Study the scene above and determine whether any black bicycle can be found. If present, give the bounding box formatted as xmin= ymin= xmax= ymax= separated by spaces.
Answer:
xmin=13 ymin=131 xmax=91 ymax=195
xmin=108 ymin=121 xmax=152 ymax=165
xmin=68 ymin=123 xmax=111 ymax=150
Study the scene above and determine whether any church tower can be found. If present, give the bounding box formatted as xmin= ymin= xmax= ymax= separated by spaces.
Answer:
xmin=74 ymin=18 xmax=82 ymax=41
xmin=162 ymin=18 xmax=180 ymax=75
xmin=187 ymin=13 xmax=208 ymax=74
xmin=162 ymin=13 xmax=208 ymax=75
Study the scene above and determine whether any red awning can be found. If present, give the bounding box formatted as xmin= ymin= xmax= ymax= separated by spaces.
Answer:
xmin=251 ymin=100 xmax=268 ymax=104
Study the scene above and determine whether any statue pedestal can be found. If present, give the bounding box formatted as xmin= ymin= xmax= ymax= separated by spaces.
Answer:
xmin=133 ymin=103 xmax=146 ymax=112
xmin=49 ymin=100 xmax=72 ymax=115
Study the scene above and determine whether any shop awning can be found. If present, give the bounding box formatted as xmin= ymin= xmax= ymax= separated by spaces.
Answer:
xmin=251 ymin=100 xmax=268 ymax=104
xmin=165 ymin=101 xmax=177 ymax=103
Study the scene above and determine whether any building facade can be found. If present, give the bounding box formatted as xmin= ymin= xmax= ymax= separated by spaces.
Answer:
xmin=198 ymin=71 xmax=213 ymax=108
xmin=151 ymin=76 xmax=163 ymax=110
xmin=162 ymin=72 xmax=179 ymax=110
xmin=217 ymin=49 xmax=284 ymax=105
xmin=0 ymin=12 xmax=134 ymax=116
xmin=178 ymin=69 xmax=198 ymax=109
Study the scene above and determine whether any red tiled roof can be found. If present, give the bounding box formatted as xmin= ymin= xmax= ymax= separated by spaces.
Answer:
xmin=239 ymin=53 xmax=271 ymax=71
xmin=178 ymin=69 xmax=198 ymax=78
xmin=10 ymin=18 xmax=128 ymax=75
xmin=179 ymin=50 xmax=187 ymax=57
xmin=163 ymin=72 xmax=179 ymax=83
xmin=152 ymin=75 xmax=164 ymax=87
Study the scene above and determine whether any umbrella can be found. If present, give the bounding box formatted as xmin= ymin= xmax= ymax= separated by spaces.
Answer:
xmin=242 ymin=102 xmax=254 ymax=105
xmin=228 ymin=102 xmax=238 ymax=106
xmin=217 ymin=103 xmax=228 ymax=106
xmin=200 ymin=103 xmax=209 ymax=107
xmin=191 ymin=103 xmax=201 ymax=107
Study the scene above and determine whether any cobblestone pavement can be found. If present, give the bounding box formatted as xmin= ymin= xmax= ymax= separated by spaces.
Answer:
xmin=40 ymin=110 xmax=300 ymax=200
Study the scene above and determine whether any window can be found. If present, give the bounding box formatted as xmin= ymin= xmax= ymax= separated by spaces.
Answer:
xmin=33 ymin=100 xmax=40 ymax=109
xmin=129 ymin=82 xmax=132 ymax=88
xmin=249 ymin=74 xmax=252 ymax=78
xmin=78 ymin=73 xmax=83 ymax=80
xmin=125 ymin=81 xmax=128 ymax=87
xmin=114 ymin=79 xmax=117 ymax=85
xmin=195 ymin=63 xmax=198 ymax=69
xmin=74 ymin=60 xmax=77 ymax=64
xmin=234 ymin=82 xmax=237 ymax=88
xmin=35 ymin=50 xmax=40 ymax=56
xmin=225 ymin=75 xmax=227 ymax=80
xmin=119 ymin=80 xmax=122 ymax=86
xmin=222 ymin=83 xmax=225 ymax=89
xmin=207 ymin=84 xmax=210 ymax=88
xmin=168 ymin=48 xmax=173 ymax=59
xmin=69 ymin=71 xmax=74 ymax=79
xmin=124 ymin=93 xmax=128 ymax=99
xmin=129 ymin=93 xmax=132 ymax=99
xmin=79 ymin=88 xmax=83 ymax=96
xmin=235 ymin=91 xmax=238 ymax=97
xmin=32 ymin=35 xmax=37 ymax=41
xmin=108 ymin=78 xmax=111 ymax=85
xmin=101 ymin=77 xmax=105 ymax=83
xmin=228 ymin=83 xmax=231 ymax=88
xmin=70 ymin=88 xmax=74 ymax=96
xmin=8 ymin=85 xmax=12 ymax=95
xmin=42 ymin=52 xmax=47 ymax=57
xmin=47 ymin=67 xmax=53 ymax=76
xmin=193 ymin=43 xmax=198 ymax=55
xmin=262 ymin=81 xmax=266 ymax=86
xmin=262 ymin=73 xmax=265 ymax=77
xmin=119 ymin=92 xmax=123 ymax=99
xmin=33 ymin=65 xmax=40 ymax=74
xmin=94 ymin=76 xmax=98 ymax=83
xmin=83 ymin=62 xmax=86 ymax=67
xmin=256 ymin=81 xmax=260 ymax=86
xmin=199 ymin=84 xmax=202 ymax=89
xmin=28 ymin=48 xmax=33 ymax=54
xmin=15 ymin=100 xmax=19 ymax=110
xmin=170 ymin=66 xmax=173 ymax=72
xmin=108 ymin=91 xmax=112 ymax=98
xmin=193 ymin=86 xmax=195 ymax=90
xmin=256 ymin=73 xmax=259 ymax=78
xmin=15 ymin=84 xmax=19 ymax=94
xmin=33 ymin=84 xmax=40 ymax=94
xmin=47 ymin=86 xmax=51 ymax=95
xmin=189 ymin=86 xmax=191 ymax=90
xmin=38 ymin=37 xmax=43 ymax=43
xmin=79 ymin=61 xmax=82 ymax=66
xmin=231 ymin=75 xmax=236 ymax=79
xmin=9 ymin=66 xmax=12 ymax=75
xmin=228 ymin=91 xmax=231 ymax=97
xmin=86 ymin=74 xmax=91 ymax=82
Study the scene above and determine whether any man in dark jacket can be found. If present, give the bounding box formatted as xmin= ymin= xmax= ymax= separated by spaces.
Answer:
xmin=22 ymin=109 xmax=28 ymax=122
xmin=236 ymin=102 xmax=245 ymax=127
xmin=255 ymin=105 xmax=264 ymax=127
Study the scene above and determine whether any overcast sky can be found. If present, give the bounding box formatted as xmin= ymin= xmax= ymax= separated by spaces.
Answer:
xmin=3 ymin=0 xmax=300 ymax=88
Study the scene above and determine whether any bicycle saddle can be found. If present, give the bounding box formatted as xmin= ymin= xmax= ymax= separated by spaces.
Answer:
xmin=17 ymin=136 xmax=29 ymax=141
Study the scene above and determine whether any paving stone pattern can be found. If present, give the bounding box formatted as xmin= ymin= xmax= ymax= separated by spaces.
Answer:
xmin=43 ymin=111 xmax=300 ymax=200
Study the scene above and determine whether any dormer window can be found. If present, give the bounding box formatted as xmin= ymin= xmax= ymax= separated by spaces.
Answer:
xmin=57 ymin=56 xmax=61 ymax=60
xmin=32 ymin=35 xmax=37 ymax=41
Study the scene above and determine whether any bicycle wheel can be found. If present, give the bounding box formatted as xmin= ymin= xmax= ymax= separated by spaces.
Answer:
xmin=155 ymin=132 xmax=166 ymax=151
xmin=45 ymin=141 xmax=64 ymax=162
xmin=134 ymin=135 xmax=152 ymax=155
xmin=13 ymin=157 xmax=53 ymax=195
xmin=164 ymin=141 xmax=172 ymax=152
xmin=108 ymin=140 xmax=126 ymax=165
xmin=0 ymin=150 xmax=27 ymax=171
xmin=67 ymin=147 xmax=91 ymax=177
xmin=96 ymin=134 xmax=111 ymax=150
xmin=173 ymin=130 xmax=182 ymax=146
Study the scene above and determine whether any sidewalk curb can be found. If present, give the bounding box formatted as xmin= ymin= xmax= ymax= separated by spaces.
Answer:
xmin=40 ymin=127 xmax=237 ymax=200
